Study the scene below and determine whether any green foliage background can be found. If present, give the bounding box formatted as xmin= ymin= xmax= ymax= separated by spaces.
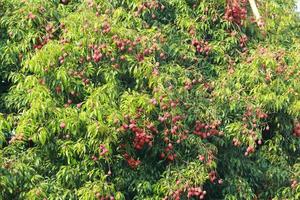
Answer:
xmin=0 ymin=0 xmax=299 ymax=199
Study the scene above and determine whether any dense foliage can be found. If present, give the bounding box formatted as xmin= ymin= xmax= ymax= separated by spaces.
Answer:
xmin=0 ymin=0 xmax=299 ymax=199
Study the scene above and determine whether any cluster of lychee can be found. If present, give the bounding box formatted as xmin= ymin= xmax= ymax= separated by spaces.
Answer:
xmin=232 ymin=107 xmax=268 ymax=155
xmin=95 ymin=193 xmax=114 ymax=200
xmin=121 ymin=119 xmax=153 ymax=150
xmin=58 ymin=52 xmax=68 ymax=64
xmin=112 ymin=35 xmax=135 ymax=53
xmin=33 ymin=23 xmax=55 ymax=50
xmin=184 ymin=79 xmax=202 ymax=90
xmin=198 ymin=151 xmax=215 ymax=166
xmin=291 ymin=179 xmax=298 ymax=189
xmin=293 ymin=123 xmax=300 ymax=137
xmin=8 ymin=134 xmax=24 ymax=144
xmin=160 ymin=141 xmax=178 ymax=162
xmin=151 ymin=96 xmax=187 ymax=161
xmin=67 ymin=68 xmax=90 ymax=86
xmin=239 ymin=34 xmax=248 ymax=48
xmin=123 ymin=153 xmax=141 ymax=169
xmin=27 ymin=12 xmax=36 ymax=20
xmin=159 ymin=126 xmax=187 ymax=162
xmin=166 ymin=186 xmax=207 ymax=200
xmin=224 ymin=0 xmax=247 ymax=25
xmin=193 ymin=120 xmax=222 ymax=139
xmin=99 ymin=144 xmax=109 ymax=156
xmin=187 ymin=187 xmax=207 ymax=199
xmin=91 ymin=145 xmax=109 ymax=161
xmin=91 ymin=45 xmax=104 ymax=63
xmin=134 ymin=0 xmax=165 ymax=18
xmin=192 ymin=39 xmax=212 ymax=56
xmin=101 ymin=21 xmax=111 ymax=34
xmin=244 ymin=145 xmax=255 ymax=156
xmin=169 ymin=189 xmax=182 ymax=200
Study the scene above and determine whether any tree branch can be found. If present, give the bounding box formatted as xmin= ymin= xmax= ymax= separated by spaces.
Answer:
xmin=248 ymin=0 xmax=264 ymax=28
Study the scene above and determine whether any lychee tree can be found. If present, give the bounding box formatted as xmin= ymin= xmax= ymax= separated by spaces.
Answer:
xmin=0 ymin=0 xmax=299 ymax=200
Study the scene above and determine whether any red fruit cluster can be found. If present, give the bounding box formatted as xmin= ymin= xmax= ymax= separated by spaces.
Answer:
xmin=198 ymin=151 xmax=215 ymax=165
xmin=167 ymin=152 xmax=178 ymax=161
xmin=63 ymin=98 xmax=74 ymax=108
xmin=241 ymin=107 xmax=268 ymax=140
xmin=95 ymin=193 xmax=115 ymax=200
xmin=99 ymin=144 xmax=108 ymax=156
xmin=122 ymin=119 xmax=153 ymax=150
xmin=146 ymin=123 xmax=158 ymax=134
xmin=255 ymin=108 xmax=268 ymax=119
xmin=133 ymin=130 xmax=153 ymax=150
xmin=68 ymin=68 xmax=90 ymax=86
xmin=244 ymin=145 xmax=255 ymax=156
xmin=136 ymin=53 xmax=144 ymax=62
xmin=150 ymin=98 xmax=158 ymax=105
xmin=92 ymin=45 xmax=103 ymax=63
xmin=192 ymin=39 xmax=212 ymax=56
xmin=134 ymin=1 xmax=165 ymax=17
xmin=155 ymin=97 xmax=193 ymax=162
xmin=102 ymin=22 xmax=111 ymax=34
xmin=34 ymin=24 xmax=55 ymax=50
xmin=184 ymin=81 xmax=193 ymax=91
xmin=38 ymin=78 xmax=46 ymax=85
xmin=8 ymin=134 xmax=24 ymax=144
xmin=232 ymin=138 xmax=241 ymax=146
xmin=193 ymin=121 xmax=221 ymax=139
xmin=158 ymin=112 xmax=171 ymax=122
xmin=33 ymin=36 xmax=50 ymax=50
xmin=224 ymin=0 xmax=247 ymax=25
xmin=198 ymin=155 xmax=205 ymax=162
xmin=58 ymin=52 xmax=68 ymax=64
xmin=111 ymin=35 xmax=163 ymax=64
xmin=187 ymin=187 xmax=206 ymax=199
xmin=293 ymin=123 xmax=300 ymax=137
xmin=112 ymin=35 xmax=135 ymax=53
xmin=184 ymin=79 xmax=201 ymax=90
xmin=123 ymin=153 xmax=141 ymax=169
xmin=159 ymin=52 xmax=166 ymax=60
xmin=291 ymin=179 xmax=298 ymax=189
xmin=91 ymin=155 xmax=98 ymax=161
xmin=160 ymin=129 xmax=182 ymax=162
xmin=161 ymin=137 xmax=182 ymax=161
xmin=55 ymin=85 xmax=62 ymax=94
xmin=59 ymin=37 xmax=70 ymax=45
xmin=188 ymin=26 xmax=196 ymax=36
xmin=27 ymin=12 xmax=36 ymax=20
xmin=141 ymin=45 xmax=160 ymax=59
xmin=112 ymin=35 xmax=162 ymax=67
xmin=160 ymin=128 xmax=187 ymax=161
xmin=170 ymin=189 xmax=182 ymax=200
xmin=209 ymin=171 xmax=217 ymax=183
xmin=239 ymin=34 xmax=248 ymax=48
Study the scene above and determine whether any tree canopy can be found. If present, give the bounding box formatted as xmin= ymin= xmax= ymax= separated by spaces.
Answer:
xmin=0 ymin=0 xmax=299 ymax=199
